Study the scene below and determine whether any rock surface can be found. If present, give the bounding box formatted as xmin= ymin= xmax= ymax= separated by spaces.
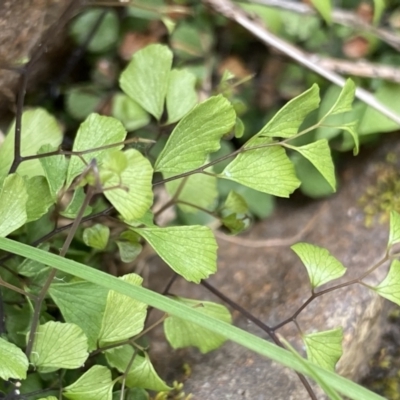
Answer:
xmin=0 ymin=0 xmax=73 ymax=110
xmin=146 ymin=138 xmax=399 ymax=399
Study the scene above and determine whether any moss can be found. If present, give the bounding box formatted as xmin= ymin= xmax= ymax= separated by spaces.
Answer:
xmin=358 ymin=152 xmax=400 ymax=227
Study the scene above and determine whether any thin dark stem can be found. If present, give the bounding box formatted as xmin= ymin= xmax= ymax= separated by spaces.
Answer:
xmin=26 ymin=186 xmax=95 ymax=358
xmin=200 ymin=280 xmax=317 ymax=400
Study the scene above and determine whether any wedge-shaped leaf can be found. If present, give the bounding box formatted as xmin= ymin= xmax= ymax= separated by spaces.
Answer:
xmin=83 ymin=224 xmax=110 ymax=250
xmin=220 ymin=147 xmax=300 ymax=197
xmin=286 ymin=140 xmax=335 ymax=191
xmin=0 ymin=174 xmax=28 ymax=237
xmin=165 ymin=172 xmax=218 ymax=213
xmin=373 ymin=260 xmax=400 ymax=305
xmin=0 ymin=108 xmax=63 ymax=179
xmin=337 ymin=121 xmax=359 ymax=155
xmin=223 ymin=191 xmax=249 ymax=214
xmin=291 ymin=243 xmax=346 ymax=289
xmin=111 ymin=94 xmax=150 ymax=131
xmin=166 ymin=69 xmax=197 ymax=124
xmin=120 ymin=44 xmax=172 ymax=120
xmin=98 ymin=274 xmax=147 ymax=346
xmin=39 ymin=145 xmax=68 ymax=200
xmin=310 ymin=0 xmax=332 ymax=24
xmin=106 ymin=346 xmax=171 ymax=391
xmin=116 ymin=240 xmax=142 ymax=263
xmin=66 ymin=113 xmax=127 ymax=187
xmin=103 ymin=149 xmax=153 ymax=222
xmin=322 ymin=79 xmax=355 ymax=118
xmin=155 ymin=95 xmax=236 ymax=174
xmin=304 ymin=328 xmax=343 ymax=372
xmin=133 ymin=226 xmax=217 ymax=283
xmin=388 ymin=210 xmax=400 ymax=248
xmin=64 ymin=365 xmax=114 ymax=400
xmin=59 ymin=187 xmax=92 ymax=219
xmin=30 ymin=321 xmax=88 ymax=372
xmin=24 ymin=176 xmax=54 ymax=222
xmin=164 ymin=298 xmax=231 ymax=353
xmin=0 ymin=338 xmax=28 ymax=380
xmin=49 ymin=282 xmax=108 ymax=351
xmin=281 ymin=337 xmax=342 ymax=400
xmin=373 ymin=0 xmax=385 ymax=24
xmin=257 ymin=84 xmax=319 ymax=139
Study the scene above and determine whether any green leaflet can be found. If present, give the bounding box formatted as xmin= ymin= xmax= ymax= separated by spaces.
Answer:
xmin=66 ymin=113 xmax=127 ymax=187
xmin=102 ymin=149 xmax=153 ymax=222
xmin=0 ymin=108 xmax=63 ymax=179
xmin=98 ymin=274 xmax=147 ymax=346
xmin=133 ymin=225 xmax=217 ymax=283
xmin=49 ymin=282 xmax=108 ymax=351
xmin=388 ymin=210 xmax=400 ymax=248
xmin=304 ymin=328 xmax=343 ymax=372
xmin=166 ymin=69 xmax=198 ymax=124
xmin=0 ymin=338 xmax=28 ymax=380
xmin=0 ymin=174 xmax=28 ymax=237
xmin=106 ymin=346 xmax=171 ymax=391
xmin=30 ymin=321 xmax=88 ymax=372
xmin=83 ymin=224 xmax=110 ymax=250
xmin=64 ymin=365 xmax=114 ymax=400
xmin=285 ymin=139 xmax=336 ymax=191
xmin=291 ymin=243 xmax=346 ymax=289
xmin=256 ymin=84 xmax=320 ymax=139
xmin=373 ymin=259 xmax=400 ymax=305
xmin=165 ymin=172 xmax=218 ymax=213
xmin=164 ymin=297 xmax=232 ymax=353
xmin=120 ymin=44 xmax=173 ymax=120
xmin=220 ymin=146 xmax=300 ymax=197
xmin=155 ymin=95 xmax=236 ymax=174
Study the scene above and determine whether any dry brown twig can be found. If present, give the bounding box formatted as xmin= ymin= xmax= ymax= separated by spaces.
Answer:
xmin=246 ymin=0 xmax=400 ymax=52
xmin=202 ymin=0 xmax=400 ymax=126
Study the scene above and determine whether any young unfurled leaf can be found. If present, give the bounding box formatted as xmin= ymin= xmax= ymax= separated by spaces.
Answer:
xmin=66 ymin=114 xmax=127 ymax=187
xmin=373 ymin=260 xmax=400 ymax=305
xmin=0 ymin=338 xmax=29 ymax=380
xmin=30 ymin=321 xmax=88 ymax=372
xmin=24 ymin=176 xmax=54 ymax=222
xmin=0 ymin=108 xmax=63 ymax=179
xmin=220 ymin=191 xmax=250 ymax=234
xmin=59 ymin=188 xmax=92 ymax=219
xmin=83 ymin=224 xmax=110 ymax=250
xmin=39 ymin=145 xmax=68 ymax=200
xmin=256 ymin=84 xmax=319 ymax=139
xmin=321 ymin=79 xmax=355 ymax=118
xmin=106 ymin=346 xmax=171 ymax=391
xmin=164 ymin=297 xmax=232 ymax=353
xmin=111 ymin=94 xmax=150 ymax=131
xmin=337 ymin=121 xmax=359 ymax=155
xmin=0 ymin=174 xmax=28 ymax=237
xmin=291 ymin=243 xmax=346 ymax=289
xmin=133 ymin=225 xmax=217 ymax=283
xmin=286 ymin=139 xmax=336 ymax=191
xmin=388 ymin=210 xmax=400 ymax=249
xmin=64 ymin=365 xmax=114 ymax=400
xmin=102 ymin=149 xmax=153 ymax=222
xmin=98 ymin=274 xmax=147 ymax=346
xmin=166 ymin=69 xmax=197 ymax=124
xmin=223 ymin=191 xmax=249 ymax=214
xmin=49 ymin=282 xmax=108 ymax=351
xmin=155 ymin=95 xmax=236 ymax=174
xmin=310 ymin=0 xmax=332 ymax=24
xmin=220 ymin=147 xmax=300 ymax=197
xmin=304 ymin=328 xmax=343 ymax=372
xmin=120 ymin=44 xmax=173 ymax=120
xmin=116 ymin=240 xmax=142 ymax=263
xmin=165 ymin=172 xmax=218 ymax=213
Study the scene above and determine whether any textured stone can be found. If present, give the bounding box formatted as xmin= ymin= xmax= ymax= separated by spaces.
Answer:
xmin=146 ymin=138 xmax=399 ymax=399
